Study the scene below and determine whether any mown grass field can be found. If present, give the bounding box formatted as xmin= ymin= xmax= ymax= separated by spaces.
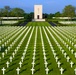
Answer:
xmin=0 ymin=22 xmax=76 ymax=75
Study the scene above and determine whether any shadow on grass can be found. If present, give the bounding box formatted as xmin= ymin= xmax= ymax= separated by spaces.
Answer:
xmin=48 ymin=68 xmax=53 ymax=73
xmin=34 ymin=68 xmax=40 ymax=74
xmin=26 ymin=54 xmax=30 ymax=57
xmin=63 ymin=69 xmax=66 ymax=73
xmin=46 ymin=58 xmax=50 ymax=61
xmin=35 ymin=63 xmax=40 ymax=67
xmin=47 ymin=63 xmax=51 ymax=67
xmin=3 ymin=58 xmax=8 ymax=60
xmin=46 ymin=54 xmax=49 ymax=57
xmin=20 ymin=68 xmax=27 ymax=74
xmin=6 ymin=68 xmax=14 ymax=74
xmin=0 ymin=62 xmax=5 ymax=65
xmin=36 ymin=54 xmax=40 ymax=57
xmin=0 ymin=46 xmax=7 ymax=53
xmin=61 ymin=63 xmax=63 ymax=66
xmin=22 ymin=63 xmax=28 ymax=67
xmin=24 ymin=58 xmax=29 ymax=61
xmin=35 ymin=58 xmax=40 ymax=61
xmin=10 ymin=63 xmax=16 ymax=67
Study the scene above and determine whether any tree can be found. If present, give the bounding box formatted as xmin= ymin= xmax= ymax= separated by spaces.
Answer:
xmin=54 ymin=12 xmax=61 ymax=17
xmin=63 ymin=5 xmax=75 ymax=20
xmin=43 ymin=13 xmax=48 ymax=19
xmin=11 ymin=8 xmax=25 ymax=19
xmin=24 ymin=12 xmax=34 ymax=22
xmin=0 ymin=8 xmax=4 ymax=25
xmin=4 ymin=6 xmax=11 ymax=19
xmin=47 ymin=13 xmax=55 ymax=19
xmin=29 ymin=12 xmax=34 ymax=19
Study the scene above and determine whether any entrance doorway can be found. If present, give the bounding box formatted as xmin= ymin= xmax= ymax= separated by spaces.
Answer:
xmin=37 ymin=15 xmax=39 ymax=19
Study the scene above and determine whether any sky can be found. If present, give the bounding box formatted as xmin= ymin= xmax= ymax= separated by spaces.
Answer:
xmin=0 ymin=0 xmax=76 ymax=14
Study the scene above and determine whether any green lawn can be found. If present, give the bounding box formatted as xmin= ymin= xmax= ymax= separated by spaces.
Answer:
xmin=0 ymin=22 xmax=76 ymax=75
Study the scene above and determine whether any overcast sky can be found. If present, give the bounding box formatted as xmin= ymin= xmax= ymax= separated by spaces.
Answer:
xmin=0 ymin=0 xmax=76 ymax=14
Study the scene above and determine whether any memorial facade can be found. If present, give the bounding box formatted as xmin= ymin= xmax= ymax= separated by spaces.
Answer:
xmin=32 ymin=5 xmax=45 ymax=21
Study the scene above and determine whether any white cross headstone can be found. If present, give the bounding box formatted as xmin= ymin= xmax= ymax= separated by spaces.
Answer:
xmin=43 ymin=47 xmax=45 ymax=50
xmin=15 ymin=50 xmax=17 ymax=54
xmin=2 ymin=44 xmax=4 ymax=48
xmin=19 ymin=61 xmax=22 ymax=68
xmin=33 ymin=52 xmax=36 ymax=56
xmin=60 ymin=47 xmax=62 ymax=50
xmin=74 ymin=52 xmax=76 ymax=58
xmin=44 ymin=62 xmax=48 ymax=68
xmin=31 ymin=68 xmax=35 ymax=75
xmin=66 ymin=56 xmax=70 ymax=62
xmin=52 ymin=50 xmax=55 ymax=53
xmin=9 ymin=56 xmax=13 ymax=62
xmin=57 ymin=61 xmax=61 ymax=68
xmin=45 ymin=67 xmax=49 ymax=74
xmin=6 ymin=61 xmax=10 ymax=68
xmin=43 ymin=52 xmax=46 ymax=56
xmin=60 ymin=67 xmax=64 ymax=74
xmin=8 ymin=47 xmax=10 ymax=51
xmin=24 ymin=49 xmax=26 ymax=52
xmin=71 ymin=50 xmax=74 ymax=54
xmin=12 ymin=52 xmax=15 ymax=58
xmin=0 ymin=46 xmax=1 ymax=51
xmin=34 ymin=47 xmax=36 ymax=50
xmin=34 ymin=49 xmax=36 ymax=52
xmin=69 ymin=47 xmax=71 ymax=51
xmin=74 ymin=44 xmax=76 ymax=48
xmin=44 ymin=56 xmax=47 ymax=60
xmin=2 ymin=67 xmax=6 ymax=75
xmin=0 ymin=40 xmax=1 ymax=44
xmin=64 ymin=53 xmax=67 ymax=58
xmin=16 ymin=67 xmax=20 ymax=75
xmin=55 ymin=57 xmax=59 ymax=62
xmin=21 ymin=57 xmax=24 ymax=62
xmin=31 ymin=62 xmax=35 ymax=68
xmin=62 ymin=50 xmax=64 ymax=54
xmin=25 ymin=46 xmax=28 ymax=49
xmin=2 ymin=52 xmax=5 ymax=58
xmin=23 ymin=52 xmax=26 ymax=56
xmin=5 ymin=49 xmax=8 ymax=54
xmin=74 ymin=68 xmax=76 ymax=75
xmin=66 ymin=44 xmax=68 ymax=48
xmin=43 ymin=49 xmax=45 ymax=52
xmin=70 ymin=61 xmax=74 ymax=68
xmin=0 ymin=57 xmax=1 ymax=60
xmin=54 ymin=53 xmax=56 ymax=58
xmin=32 ymin=56 xmax=35 ymax=60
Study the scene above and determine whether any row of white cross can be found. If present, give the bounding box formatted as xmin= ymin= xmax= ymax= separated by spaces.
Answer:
xmin=31 ymin=27 xmax=38 ymax=75
xmin=40 ymin=27 xmax=49 ymax=75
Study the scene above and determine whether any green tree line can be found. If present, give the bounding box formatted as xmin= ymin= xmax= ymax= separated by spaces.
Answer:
xmin=0 ymin=5 xmax=76 ymax=21
xmin=0 ymin=6 xmax=25 ymax=17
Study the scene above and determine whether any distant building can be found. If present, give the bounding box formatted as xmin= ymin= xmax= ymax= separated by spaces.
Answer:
xmin=32 ymin=5 xmax=45 ymax=21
